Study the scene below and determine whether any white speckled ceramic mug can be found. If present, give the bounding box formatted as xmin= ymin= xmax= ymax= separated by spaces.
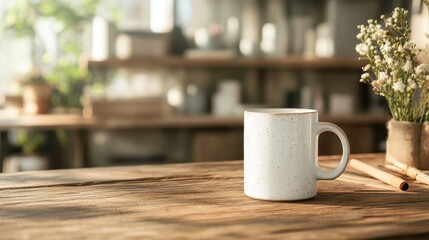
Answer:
xmin=244 ymin=108 xmax=350 ymax=201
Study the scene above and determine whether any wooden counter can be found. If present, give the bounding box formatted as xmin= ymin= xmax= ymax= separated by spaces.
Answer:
xmin=1 ymin=153 xmax=429 ymax=239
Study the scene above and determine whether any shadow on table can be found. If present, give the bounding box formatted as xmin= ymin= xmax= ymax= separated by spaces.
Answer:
xmin=0 ymin=205 xmax=130 ymax=220
xmin=309 ymin=190 xmax=429 ymax=209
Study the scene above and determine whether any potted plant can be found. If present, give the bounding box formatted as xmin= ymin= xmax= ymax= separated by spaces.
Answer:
xmin=2 ymin=0 xmax=101 ymax=112
xmin=3 ymin=130 xmax=50 ymax=172
xmin=1 ymin=1 xmax=103 ymax=171
xmin=356 ymin=7 xmax=429 ymax=169
xmin=20 ymin=69 xmax=53 ymax=114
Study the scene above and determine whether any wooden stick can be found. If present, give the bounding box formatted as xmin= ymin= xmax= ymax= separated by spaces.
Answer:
xmin=349 ymin=159 xmax=409 ymax=191
xmin=383 ymin=164 xmax=407 ymax=175
xmin=386 ymin=156 xmax=429 ymax=186
xmin=338 ymin=173 xmax=401 ymax=190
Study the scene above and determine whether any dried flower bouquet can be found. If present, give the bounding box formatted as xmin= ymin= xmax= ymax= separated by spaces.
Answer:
xmin=356 ymin=7 xmax=429 ymax=122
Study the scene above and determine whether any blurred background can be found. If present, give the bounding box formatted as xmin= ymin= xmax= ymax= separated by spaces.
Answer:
xmin=0 ymin=0 xmax=427 ymax=172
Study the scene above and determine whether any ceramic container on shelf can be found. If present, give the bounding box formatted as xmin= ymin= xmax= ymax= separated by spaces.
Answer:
xmin=212 ymin=80 xmax=241 ymax=116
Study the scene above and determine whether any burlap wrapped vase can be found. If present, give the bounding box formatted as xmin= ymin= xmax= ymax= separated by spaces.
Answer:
xmin=386 ymin=120 xmax=429 ymax=169
xmin=420 ymin=122 xmax=429 ymax=169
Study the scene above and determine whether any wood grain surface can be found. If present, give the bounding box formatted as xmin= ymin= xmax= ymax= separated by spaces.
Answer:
xmin=1 ymin=153 xmax=429 ymax=239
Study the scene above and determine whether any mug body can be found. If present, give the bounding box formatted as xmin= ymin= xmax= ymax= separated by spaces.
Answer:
xmin=244 ymin=108 xmax=318 ymax=201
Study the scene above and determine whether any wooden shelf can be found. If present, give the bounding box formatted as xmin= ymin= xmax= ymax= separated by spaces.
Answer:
xmin=0 ymin=113 xmax=389 ymax=131
xmin=88 ymin=56 xmax=365 ymax=70
xmin=94 ymin=115 xmax=244 ymax=129
xmin=0 ymin=114 xmax=242 ymax=130
xmin=98 ymin=114 xmax=389 ymax=129
xmin=319 ymin=114 xmax=390 ymax=125
xmin=0 ymin=114 xmax=97 ymax=131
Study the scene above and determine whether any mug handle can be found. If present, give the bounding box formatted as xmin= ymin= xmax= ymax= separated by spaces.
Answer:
xmin=316 ymin=122 xmax=350 ymax=180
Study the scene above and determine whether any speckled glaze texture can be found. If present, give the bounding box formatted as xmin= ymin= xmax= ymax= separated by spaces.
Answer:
xmin=244 ymin=109 xmax=350 ymax=201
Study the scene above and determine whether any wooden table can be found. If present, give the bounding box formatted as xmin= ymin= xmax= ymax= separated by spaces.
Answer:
xmin=1 ymin=153 xmax=429 ymax=239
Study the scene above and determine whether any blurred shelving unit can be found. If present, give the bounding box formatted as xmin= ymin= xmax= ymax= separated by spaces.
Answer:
xmin=87 ymin=54 xmax=387 ymax=163
xmin=0 ymin=0 xmax=413 ymax=171
xmin=84 ymin=0 xmax=406 ymax=165
xmin=88 ymin=56 xmax=365 ymax=70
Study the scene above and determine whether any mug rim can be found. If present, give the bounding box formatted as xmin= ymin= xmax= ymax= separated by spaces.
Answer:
xmin=245 ymin=108 xmax=317 ymax=115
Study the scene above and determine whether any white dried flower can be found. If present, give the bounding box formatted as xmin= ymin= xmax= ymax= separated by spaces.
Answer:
xmin=382 ymin=43 xmax=391 ymax=53
xmin=365 ymin=39 xmax=372 ymax=46
xmin=407 ymin=78 xmax=417 ymax=89
xmin=402 ymin=60 xmax=413 ymax=72
xmin=374 ymin=55 xmax=381 ymax=64
xmin=386 ymin=19 xmax=392 ymax=27
xmin=378 ymin=72 xmax=388 ymax=82
xmin=371 ymin=80 xmax=383 ymax=90
xmin=355 ymin=43 xmax=369 ymax=55
xmin=386 ymin=57 xmax=394 ymax=66
xmin=363 ymin=64 xmax=371 ymax=71
xmin=357 ymin=33 xmax=363 ymax=39
xmin=360 ymin=73 xmax=370 ymax=83
xmin=416 ymin=63 xmax=429 ymax=74
xmin=374 ymin=28 xmax=385 ymax=40
xmin=356 ymin=7 xmax=429 ymax=121
xmin=392 ymin=81 xmax=405 ymax=92
xmin=393 ymin=10 xmax=399 ymax=19
xmin=361 ymin=73 xmax=370 ymax=79
xmin=404 ymin=41 xmax=415 ymax=50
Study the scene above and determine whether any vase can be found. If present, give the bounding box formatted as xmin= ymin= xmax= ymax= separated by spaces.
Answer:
xmin=386 ymin=120 xmax=429 ymax=169
xmin=3 ymin=155 xmax=49 ymax=173
xmin=420 ymin=122 xmax=429 ymax=169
